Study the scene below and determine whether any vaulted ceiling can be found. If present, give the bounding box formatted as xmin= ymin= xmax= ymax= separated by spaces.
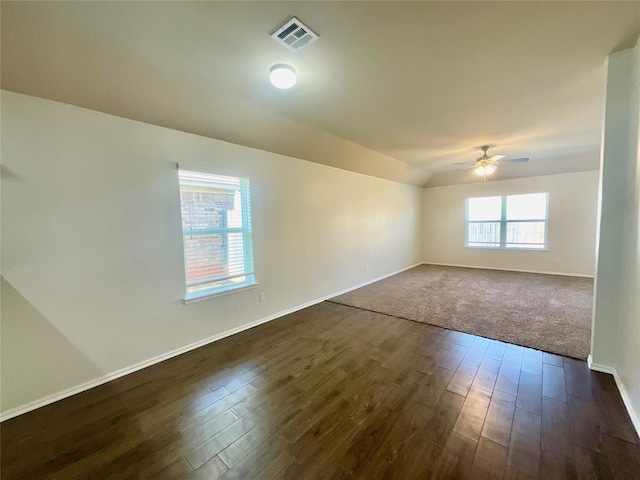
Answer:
xmin=2 ymin=1 xmax=639 ymax=186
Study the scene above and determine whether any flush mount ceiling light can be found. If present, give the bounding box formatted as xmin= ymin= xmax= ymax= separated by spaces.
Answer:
xmin=269 ymin=64 xmax=297 ymax=89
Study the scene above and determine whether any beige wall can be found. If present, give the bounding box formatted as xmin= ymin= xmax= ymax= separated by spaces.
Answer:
xmin=421 ymin=171 xmax=599 ymax=276
xmin=0 ymin=91 xmax=422 ymax=415
xmin=591 ymin=39 xmax=640 ymax=433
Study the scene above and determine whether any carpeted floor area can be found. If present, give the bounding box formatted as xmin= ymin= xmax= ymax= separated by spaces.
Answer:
xmin=330 ymin=264 xmax=594 ymax=359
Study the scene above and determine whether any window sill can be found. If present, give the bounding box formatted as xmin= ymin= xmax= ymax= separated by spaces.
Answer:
xmin=183 ymin=281 xmax=259 ymax=304
xmin=464 ymin=246 xmax=549 ymax=252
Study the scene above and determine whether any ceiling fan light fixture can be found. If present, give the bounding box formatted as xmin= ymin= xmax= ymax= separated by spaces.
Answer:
xmin=473 ymin=163 xmax=497 ymax=177
xmin=453 ymin=146 xmax=511 ymax=179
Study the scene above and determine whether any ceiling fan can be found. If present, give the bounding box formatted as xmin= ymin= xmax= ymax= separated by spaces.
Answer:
xmin=453 ymin=146 xmax=529 ymax=181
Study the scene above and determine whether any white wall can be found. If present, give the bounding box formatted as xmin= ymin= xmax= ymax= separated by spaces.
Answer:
xmin=421 ymin=172 xmax=599 ymax=276
xmin=591 ymin=39 xmax=640 ymax=433
xmin=0 ymin=91 xmax=422 ymax=415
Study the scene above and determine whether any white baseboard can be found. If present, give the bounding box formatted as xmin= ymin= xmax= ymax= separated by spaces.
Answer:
xmin=0 ymin=262 xmax=421 ymax=422
xmin=422 ymin=261 xmax=594 ymax=278
xmin=324 ymin=262 xmax=421 ymax=298
xmin=588 ymin=355 xmax=640 ymax=436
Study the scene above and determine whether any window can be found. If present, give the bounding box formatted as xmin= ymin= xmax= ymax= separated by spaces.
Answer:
xmin=465 ymin=193 xmax=548 ymax=249
xmin=179 ymin=167 xmax=256 ymax=301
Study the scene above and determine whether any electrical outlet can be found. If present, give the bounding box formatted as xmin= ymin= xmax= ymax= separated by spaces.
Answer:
xmin=259 ymin=292 xmax=266 ymax=302
xmin=364 ymin=264 xmax=368 ymax=272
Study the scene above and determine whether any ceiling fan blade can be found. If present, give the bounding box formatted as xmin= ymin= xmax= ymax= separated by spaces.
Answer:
xmin=488 ymin=155 xmax=505 ymax=161
xmin=501 ymin=157 xmax=530 ymax=163
xmin=451 ymin=162 xmax=474 ymax=165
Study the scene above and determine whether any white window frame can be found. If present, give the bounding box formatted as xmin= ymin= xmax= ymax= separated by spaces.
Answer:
xmin=178 ymin=165 xmax=257 ymax=303
xmin=464 ymin=193 xmax=549 ymax=250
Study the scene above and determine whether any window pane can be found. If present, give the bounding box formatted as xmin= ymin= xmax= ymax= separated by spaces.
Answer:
xmin=179 ymin=168 xmax=255 ymax=299
xmin=183 ymin=233 xmax=227 ymax=284
xmin=506 ymin=193 xmax=547 ymax=220
xmin=180 ymin=190 xmax=238 ymax=232
xmin=467 ymin=196 xmax=502 ymax=221
xmin=506 ymin=221 xmax=546 ymax=247
xmin=468 ymin=221 xmax=501 ymax=246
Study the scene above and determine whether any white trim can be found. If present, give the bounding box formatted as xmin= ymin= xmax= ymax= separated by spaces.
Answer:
xmin=463 ymin=246 xmax=550 ymax=252
xmin=0 ymin=262 xmax=421 ymax=422
xmin=588 ymin=355 xmax=640 ymax=436
xmin=422 ymin=261 xmax=594 ymax=278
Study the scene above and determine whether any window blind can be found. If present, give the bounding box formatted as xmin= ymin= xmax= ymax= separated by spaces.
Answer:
xmin=466 ymin=195 xmax=502 ymax=248
xmin=179 ymin=167 xmax=255 ymax=299
xmin=466 ymin=193 xmax=548 ymax=249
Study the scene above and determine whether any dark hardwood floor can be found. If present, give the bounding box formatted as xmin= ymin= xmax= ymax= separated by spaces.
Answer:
xmin=2 ymin=301 xmax=639 ymax=479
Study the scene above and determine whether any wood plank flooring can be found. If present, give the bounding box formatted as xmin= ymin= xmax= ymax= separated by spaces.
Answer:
xmin=2 ymin=302 xmax=639 ymax=479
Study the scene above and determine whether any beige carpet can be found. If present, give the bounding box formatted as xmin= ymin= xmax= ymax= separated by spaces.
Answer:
xmin=330 ymin=264 xmax=593 ymax=359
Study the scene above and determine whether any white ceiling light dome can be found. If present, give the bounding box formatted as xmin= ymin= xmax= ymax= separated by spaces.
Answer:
xmin=270 ymin=64 xmax=297 ymax=89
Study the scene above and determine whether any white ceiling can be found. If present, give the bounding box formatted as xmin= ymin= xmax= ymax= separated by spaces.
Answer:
xmin=2 ymin=2 xmax=639 ymax=187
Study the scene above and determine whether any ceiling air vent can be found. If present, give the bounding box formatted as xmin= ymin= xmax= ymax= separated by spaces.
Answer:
xmin=271 ymin=17 xmax=318 ymax=52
